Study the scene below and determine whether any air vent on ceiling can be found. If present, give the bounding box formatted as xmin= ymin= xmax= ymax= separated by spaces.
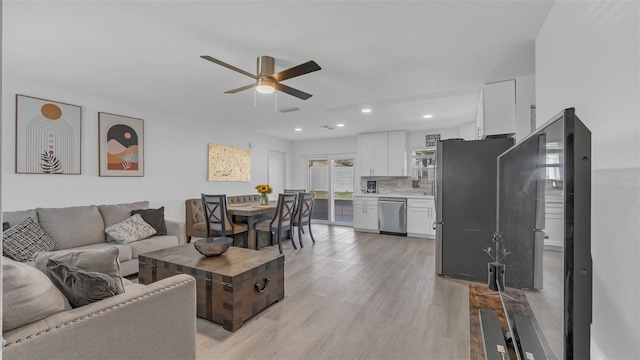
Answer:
xmin=320 ymin=125 xmax=334 ymax=131
xmin=278 ymin=107 xmax=300 ymax=113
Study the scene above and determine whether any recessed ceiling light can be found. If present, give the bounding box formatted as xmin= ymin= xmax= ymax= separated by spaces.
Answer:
xmin=294 ymin=128 xmax=302 ymax=132
xmin=423 ymin=114 xmax=433 ymax=119
xmin=362 ymin=108 xmax=372 ymax=113
xmin=337 ymin=123 xmax=345 ymax=127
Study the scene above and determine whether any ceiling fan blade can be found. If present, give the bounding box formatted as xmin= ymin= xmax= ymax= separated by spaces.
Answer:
xmin=200 ymin=55 xmax=258 ymax=79
xmin=224 ymin=83 xmax=256 ymax=94
xmin=273 ymin=82 xmax=313 ymax=100
xmin=269 ymin=60 xmax=321 ymax=82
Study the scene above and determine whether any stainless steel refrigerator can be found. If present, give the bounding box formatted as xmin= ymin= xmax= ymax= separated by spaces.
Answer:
xmin=435 ymin=138 xmax=514 ymax=282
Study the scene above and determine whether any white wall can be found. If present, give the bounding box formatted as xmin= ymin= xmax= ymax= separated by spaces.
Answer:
xmin=536 ymin=1 xmax=640 ymax=358
xmin=2 ymin=75 xmax=293 ymax=221
xmin=291 ymin=136 xmax=357 ymax=188
xmin=515 ymin=74 xmax=535 ymax=141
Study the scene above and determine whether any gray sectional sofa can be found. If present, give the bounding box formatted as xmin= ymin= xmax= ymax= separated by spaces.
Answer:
xmin=2 ymin=201 xmax=186 ymax=276
xmin=1 ymin=201 xmax=195 ymax=359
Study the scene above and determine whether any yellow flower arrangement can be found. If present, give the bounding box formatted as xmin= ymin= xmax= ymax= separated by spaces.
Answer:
xmin=255 ymin=184 xmax=273 ymax=195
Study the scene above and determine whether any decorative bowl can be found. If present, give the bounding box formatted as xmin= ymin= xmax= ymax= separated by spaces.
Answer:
xmin=193 ymin=237 xmax=233 ymax=256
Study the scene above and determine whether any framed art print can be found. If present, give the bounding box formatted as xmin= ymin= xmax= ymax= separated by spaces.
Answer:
xmin=208 ymin=143 xmax=251 ymax=182
xmin=15 ymin=94 xmax=82 ymax=174
xmin=98 ymin=112 xmax=144 ymax=177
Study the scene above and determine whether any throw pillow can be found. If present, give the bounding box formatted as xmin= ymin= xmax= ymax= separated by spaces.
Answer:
xmin=45 ymin=259 xmax=120 ymax=308
xmin=3 ymin=222 xmax=10 ymax=231
xmin=105 ymin=213 xmax=157 ymax=244
xmin=2 ymin=258 xmax=67 ymax=332
xmin=131 ymin=207 xmax=167 ymax=235
xmin=2 ymin=217 xmax=56 ymax=261
xmin=33 ymin=247 xmax=126 ymax=294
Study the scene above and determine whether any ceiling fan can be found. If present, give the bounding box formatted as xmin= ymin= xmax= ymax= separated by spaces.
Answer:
xmin=200 ymin=55 xmax=321 ymax=100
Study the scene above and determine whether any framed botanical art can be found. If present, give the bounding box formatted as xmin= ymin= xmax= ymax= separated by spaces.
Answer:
xmin=208 ymin=143 xmax=251 ymax=182
xmin=98 ymin=112 xmax=144 ymax=177
xmin=15 ymin=94 xmax=82 ymax=174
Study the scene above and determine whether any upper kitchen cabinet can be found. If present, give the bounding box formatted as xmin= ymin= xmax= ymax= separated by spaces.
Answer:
xmin=481 ymin=79 xmax=516 ymax=138
xmin=357 ymin=131 xmax=406 ymax=177
xmin=387 ymin=131 xmax=407 ymax=176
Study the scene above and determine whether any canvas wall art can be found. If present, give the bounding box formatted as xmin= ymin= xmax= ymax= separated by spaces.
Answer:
xmin=98 ymin=112 xmax=144 ymax=177
xmin=15 ymin=94 xmax=82 ymax=174
xmin=208 ymin=144 xmax=251 ymax=182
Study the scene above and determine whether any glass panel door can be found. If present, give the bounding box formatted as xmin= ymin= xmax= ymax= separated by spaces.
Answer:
xmin=332 ymin=159 xmax=354 ymax=224
xmin=308 ymin=159 xmax=328 ymax=221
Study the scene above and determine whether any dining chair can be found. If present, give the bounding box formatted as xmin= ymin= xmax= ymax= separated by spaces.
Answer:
xmin=284 ymin=189 xmax=306 ymax=194
xmin=255 ymin=193 xmax=297 ymax=254
xmin=293 ymin=192 xmax=315 ymax=247
xmin=201 ymin=194 xmax=249 ymax=246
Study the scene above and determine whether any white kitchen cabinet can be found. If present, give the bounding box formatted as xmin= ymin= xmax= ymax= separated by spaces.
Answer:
xmin=357 ymin=131 xmax=406 ymax=177
xmin=357 ymin=133 xmax=388 ymax=177
xmin=353 ymin=197 xmax=379 ymax=232
xmin=483 ymin=79 xmax=516 ymax=137
xmin=387 ymin=131 xmax=407 ymax=176
xmin=407 ymin=198 xmax=435 ymax=238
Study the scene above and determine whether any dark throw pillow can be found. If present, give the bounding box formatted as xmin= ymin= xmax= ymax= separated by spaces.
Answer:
xmin=131 ymin=207 xmax=167 ymax=235
xmin=33 ymin=247 xmax=126 ymax=294
xmin=3 ymin=222 xmax=10 ymax=231
xmin=45 ymin=259 xmax=121 ymax=308
xmin=2 ymin=217 xmax=56 ymax=261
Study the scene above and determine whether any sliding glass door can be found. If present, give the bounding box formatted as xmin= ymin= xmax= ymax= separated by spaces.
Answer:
xmin=306 ymin=155 xmax=355 ymax=225
xmin=332 ymin=159 xmax=354 ymax=223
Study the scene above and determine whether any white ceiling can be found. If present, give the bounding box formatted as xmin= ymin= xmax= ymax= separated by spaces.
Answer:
xmin=3 ymin=1 xmax=554 ymax=141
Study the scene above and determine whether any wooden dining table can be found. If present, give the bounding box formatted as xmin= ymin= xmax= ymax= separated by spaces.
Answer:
xmin=227 ymin=202 xmax=277 ymax=250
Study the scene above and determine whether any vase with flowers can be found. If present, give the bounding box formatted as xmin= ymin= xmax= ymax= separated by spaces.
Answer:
xmin=255 ymin=184 xmax=273 ymax=205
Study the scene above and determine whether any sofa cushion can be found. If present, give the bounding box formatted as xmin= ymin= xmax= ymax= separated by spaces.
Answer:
xmin=3 ymin=221 xmax=10 ymax=231
xmin=33 ymin=247 xmax=125 ymax=294
xmin=2 ymin=217 xmax=57 ymax=261
xmin=99 ymin=201 xmax=149 ymax=241
xmin=45 ymin=259 xmax=122 ymax=308
xmin=128 ymin=235 xmax=180 ymax=259
xmin=99 ymin=201 xmax=150 ymax=227
xmin=37 ymin=205 xmax=105 ymax=249
xmin=2 ymin=257 xmax=67 ymax=332
xmin=131 ymin=206 xmax=167 ymax=235
xmin=71 ymin=242 xmax=133 ymax=262
xmin=2 ymin=209 xmax=38 ymax=227
xmin=105 ymin=214 xmax=157 ymax=244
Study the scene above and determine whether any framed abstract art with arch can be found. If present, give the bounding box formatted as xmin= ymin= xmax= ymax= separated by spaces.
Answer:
xmin=15 ymin=94 xmax=82 ymax=175
xmin=98 ymin=112 xmax=144 ymax=177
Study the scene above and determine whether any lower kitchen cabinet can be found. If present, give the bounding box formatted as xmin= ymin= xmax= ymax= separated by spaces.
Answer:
xmin=407 ymin=198 xmax=435 ymax=238
xmin=353 ymin=197 xmax=379 ymax=232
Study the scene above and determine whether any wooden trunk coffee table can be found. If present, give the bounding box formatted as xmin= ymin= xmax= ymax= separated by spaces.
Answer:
xmin=139 ymin=245 xmax=284 ymax=332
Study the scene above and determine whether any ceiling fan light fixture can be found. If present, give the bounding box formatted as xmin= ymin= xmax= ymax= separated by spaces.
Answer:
xmin=256 ymin=79 xmax=275 ymax=94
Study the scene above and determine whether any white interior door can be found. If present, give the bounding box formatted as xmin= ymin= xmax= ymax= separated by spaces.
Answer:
xmin=268 ymin=150 xmax=285 ymax=197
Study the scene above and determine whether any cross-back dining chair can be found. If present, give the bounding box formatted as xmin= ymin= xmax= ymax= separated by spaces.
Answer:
xmin=255 ymin=193 xmax=297 ymax=254
xmin=201 ymin=194 xmax=249 ymax=246
xmin=284 ymin=189 xmax=306 ymax=194
xmin=293 ymin=192 xmax=315 ymax=247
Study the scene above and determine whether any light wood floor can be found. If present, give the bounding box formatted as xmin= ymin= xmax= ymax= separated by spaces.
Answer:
xmin=195 ymin=225 xmax=471 ymax=360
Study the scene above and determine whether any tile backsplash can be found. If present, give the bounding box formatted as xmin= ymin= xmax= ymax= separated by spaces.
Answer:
xmin=360 ymin=176 xmax=434 ymax=196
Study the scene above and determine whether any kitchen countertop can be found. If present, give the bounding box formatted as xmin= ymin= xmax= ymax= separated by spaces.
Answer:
xmin=354 ymin=194 xmax=434 ymax=199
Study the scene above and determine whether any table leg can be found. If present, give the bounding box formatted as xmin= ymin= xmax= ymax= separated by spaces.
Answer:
xmin=247 ymin=215 xmax=257 ymax=250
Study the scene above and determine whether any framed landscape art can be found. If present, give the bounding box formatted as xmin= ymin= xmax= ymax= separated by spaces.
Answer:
xmin=15 ymin=94 xmax=82 ymax=174
xmin=98 ymin=112 xmax=144 ymax=177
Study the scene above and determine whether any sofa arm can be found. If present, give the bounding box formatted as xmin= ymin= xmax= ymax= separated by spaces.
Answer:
xmin=2 ymin=274 xmax=196 ymax=360
xmin=166 ymin=219 xmax=187 ymax=244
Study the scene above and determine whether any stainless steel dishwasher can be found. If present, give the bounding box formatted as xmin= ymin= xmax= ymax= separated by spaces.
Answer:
xmin=378 ymin=197 xmax=407 ymax=236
